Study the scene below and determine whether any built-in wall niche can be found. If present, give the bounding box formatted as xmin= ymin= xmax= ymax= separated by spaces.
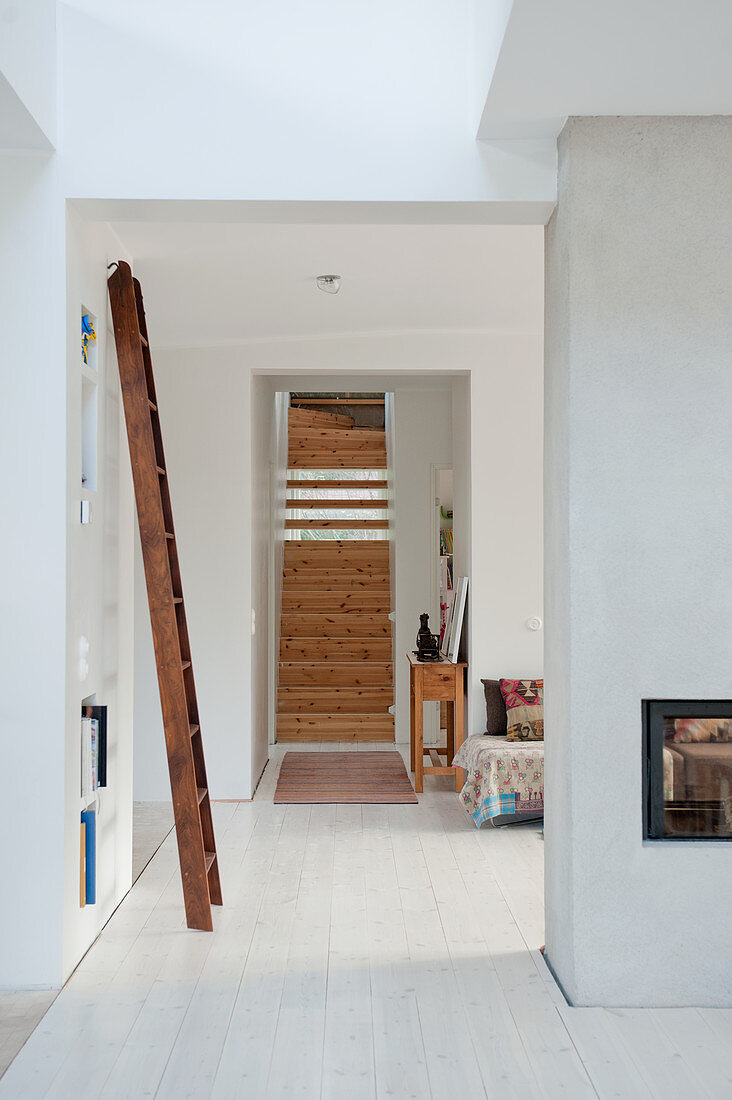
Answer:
xmin=81 ymin=376 xmax=98 ymax=491
xmin=81 ymin=306 xmax=98 ymax=371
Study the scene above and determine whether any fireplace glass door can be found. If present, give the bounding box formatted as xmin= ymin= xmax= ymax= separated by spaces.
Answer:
xmin=644 ymin=700 xmax=732 ymax=839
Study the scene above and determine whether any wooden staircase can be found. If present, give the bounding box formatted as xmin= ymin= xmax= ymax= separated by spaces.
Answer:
xmin=277 ymin=402 xmax=394 ymax=742
xmin=108 ymin=261 xmax=221 ymax=931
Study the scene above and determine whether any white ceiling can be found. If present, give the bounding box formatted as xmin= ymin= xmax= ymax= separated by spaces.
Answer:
xmin=113 ymin=222 xmax=543 ymax=348
xmin=479 ymin=0 xmax=732 ymax=139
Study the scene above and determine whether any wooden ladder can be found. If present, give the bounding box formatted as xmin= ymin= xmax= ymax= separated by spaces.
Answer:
xmin=108 ymin=261 xmax=221 ymax=931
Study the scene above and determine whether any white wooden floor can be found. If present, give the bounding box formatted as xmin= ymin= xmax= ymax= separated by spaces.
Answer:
xmin=2 ymin=742 xmax=731 ymax=1099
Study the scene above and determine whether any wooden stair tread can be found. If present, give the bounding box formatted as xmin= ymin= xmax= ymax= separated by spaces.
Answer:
xmin=286 ymin=498 xmax=388 ymax=509
xmin=285 ymin=519 xmax=389 ymax=528
xmin=290 ymin=398 xmax=385 ymax=406
xmin=204 ymin=852 xmax=217 ymax=872
xmin=288 ymin=479 xmax=388 ymax=489
xmin=197 ymin=787 xmax=207 ymax=804
xmin=190 ymin=724 xmax=200 ymax=736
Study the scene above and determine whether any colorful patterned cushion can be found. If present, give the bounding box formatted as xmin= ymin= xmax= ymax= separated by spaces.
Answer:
xmin=500 ymin=678 xmax=544 ymax=741
xmin=480 ymin=679 xmax=508 ymax=736
xmin=672 ymin=718 xmax=732 ymax=744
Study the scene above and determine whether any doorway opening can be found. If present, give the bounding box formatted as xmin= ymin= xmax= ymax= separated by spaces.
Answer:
xmin=277 ymin=392 xmax=394 ymax=743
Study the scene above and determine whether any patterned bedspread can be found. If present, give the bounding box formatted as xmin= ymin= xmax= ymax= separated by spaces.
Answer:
xmin=452 ymin=735 xmax=544 ymax=827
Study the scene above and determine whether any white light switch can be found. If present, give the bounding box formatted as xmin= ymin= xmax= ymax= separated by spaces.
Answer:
xmin=80 ymin=500 xmax=91 ymax=524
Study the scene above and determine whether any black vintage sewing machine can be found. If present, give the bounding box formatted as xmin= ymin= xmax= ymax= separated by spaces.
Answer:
xmin=414 ymin=612 xmax=441 ymax=662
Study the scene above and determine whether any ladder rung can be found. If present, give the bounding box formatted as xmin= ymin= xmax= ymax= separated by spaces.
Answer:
xmin=190 ymin=724 xmax=200 ymax=737
xmin=148 ymin=399 xmax=157 ymax=411
xmin=182 ymin=660 xmax=191 ymax=670
xmin=140 ymin=334 xmax=148 ymax=347
xmin=197 ymin=787 xmax=207 ymax=805
xmin=204 ymin=852 xmax=216 ymax=872
xmin=157 ymin=466 xmax=166 ymax=475
xmin=173 ymin=597 xmax=183 ymax=604
xmin=165 ymin=532 xmax=175 ymax=540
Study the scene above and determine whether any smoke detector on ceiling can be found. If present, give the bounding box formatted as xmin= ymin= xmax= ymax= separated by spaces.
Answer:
xmin=316 ymin=274 xmax=341 ymax=294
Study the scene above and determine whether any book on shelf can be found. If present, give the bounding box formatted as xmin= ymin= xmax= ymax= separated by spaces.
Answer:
xmin=80 ymin=809 xmax=96 ymax=905
xmin=81 ymin=705 xmax=108 ymax=799
xmin=80 ymin=821 xmax=86 ymax=908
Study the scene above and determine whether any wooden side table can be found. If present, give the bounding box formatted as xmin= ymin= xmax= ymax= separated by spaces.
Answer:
xmin=407 ymin=652 xmax=467 ymax=793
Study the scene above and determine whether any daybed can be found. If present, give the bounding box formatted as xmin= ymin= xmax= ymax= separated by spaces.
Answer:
xmin=453 ymin=735 xmax=544 ymax=827
xmin=452 ymin=677 xmax=545 ymax=827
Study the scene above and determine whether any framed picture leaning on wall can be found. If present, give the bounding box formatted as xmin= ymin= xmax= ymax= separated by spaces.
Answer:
xmin=447 ymin=576 xmax=468 ymax=663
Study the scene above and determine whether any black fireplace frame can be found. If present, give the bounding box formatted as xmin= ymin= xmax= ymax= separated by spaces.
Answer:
xmin=643 ymin=698 xmax=732 ymax=840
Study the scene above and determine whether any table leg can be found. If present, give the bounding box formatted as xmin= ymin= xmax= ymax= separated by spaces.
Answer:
xmin=414 ymin=672 xmax=424 ymax=793
xmin=453 ymin=667 xmax=465 ymax=792
xmin=409 ymin=682 xmax=415 ymax=773
xmin=446 ymin=696 xmax=455 ymax=764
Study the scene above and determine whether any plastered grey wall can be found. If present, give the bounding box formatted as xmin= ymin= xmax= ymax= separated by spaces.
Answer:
xmin=545 ymin=117 xmax=732 ymax=1006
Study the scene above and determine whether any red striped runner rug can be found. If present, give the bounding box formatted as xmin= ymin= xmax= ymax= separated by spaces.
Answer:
xmin=273 ymin=752 xmax=418 ymax=804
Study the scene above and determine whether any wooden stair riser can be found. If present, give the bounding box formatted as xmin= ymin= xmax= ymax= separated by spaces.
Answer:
xmin=281 ymin=602 xmax=391 ymax=620
xmin=281 ymin=595 xmax=390 ymax=613
xmin=288 ymin=408 xmax=354 ymax=429
xmin=288 ymin=454 xmax=387 ymax=469
xmin=276 ymin=714 xmax=394 ymax=740
xmin=281 ymin=613 xmax=391 ymax=637
xmin=284 ymin=542 xmax=389 ymax=562
xmin=288 ymin=428 xmax=385 ymax=445
xmin=277 ymin=687 xmax=393 ymax=713
xmin=280 ymin=638 xmax=392 ymax=661
xmin=285 ymin=518 xmax=389 ymax=530
xmin=284 ymin=560 xmax=390 ymax=574
xmin=278 ymin=662 xmax=393 ymax=686
xmin=282 ymin=572 xmax=390 ymax=587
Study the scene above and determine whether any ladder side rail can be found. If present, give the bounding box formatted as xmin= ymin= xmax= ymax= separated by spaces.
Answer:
xmin=109 ymin=262 xmax=213 ymax=931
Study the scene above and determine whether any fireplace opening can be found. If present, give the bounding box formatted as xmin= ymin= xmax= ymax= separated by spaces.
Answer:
xmin=643 ymin=699 xmax=732 ymax=840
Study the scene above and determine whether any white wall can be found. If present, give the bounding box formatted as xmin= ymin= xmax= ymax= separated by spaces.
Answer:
xmin=392 ymin=389 xmax=453 ymax=742
xmin=133 ymin=349 xmax=253 ymax=801
xmin=0 ymin=154 xmax=66 ymax=988
xmin=468 ymin=338 xmax=544 ymax=718
xmin=0 ymin=169 xmax=134 ymax=988
xmin=249 ymin=377 xmax=279 ymax=785
xmin=544 ymin=116 xmax=732 ymax=1006
xmin=0 ymin=0 xmax=56 ymax=147
xmin=63 ymin=212 xmax=135 ymax=978
xmin=57 ymin=3 xmax=555 ymax=216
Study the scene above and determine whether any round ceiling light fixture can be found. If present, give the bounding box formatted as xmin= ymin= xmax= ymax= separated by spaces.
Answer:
xmin=316 ymin=274 xmax=341 ymax=294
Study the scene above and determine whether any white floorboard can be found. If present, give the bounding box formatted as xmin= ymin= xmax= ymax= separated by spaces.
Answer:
xmin=1 ymin=742 xmax=731 ymax=1099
